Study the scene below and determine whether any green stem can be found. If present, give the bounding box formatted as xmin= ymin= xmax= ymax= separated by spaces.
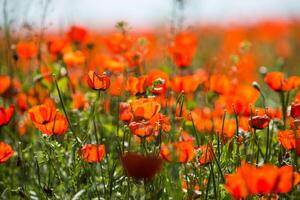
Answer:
xmin=210 ymin=163 xmax=218 ymax=200
xmin=265 ymin=124 xmax=270 ymax=162
xmin=53 ymin=75 xmax=81 ymax=144
xmin=233 ymin=107 xmax=240 ymax=167
xmin=279 ymin=92 xmax=287 ymax=129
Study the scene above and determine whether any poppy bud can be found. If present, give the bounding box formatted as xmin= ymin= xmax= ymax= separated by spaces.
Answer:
xmin=252 ymin=81 xmax=261 ymax=93
xmin=250 ymin=115 xmax=270 ymax=130
xmin=87 ymin=71 xmax=110 ymax=91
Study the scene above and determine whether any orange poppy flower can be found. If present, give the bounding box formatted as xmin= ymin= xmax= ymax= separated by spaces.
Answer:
xmin=71 ymin=92 xmax=88 ymax=110
xmin=47 ymin=38 xmax=66 ymax=55
xmin=155 ymin=114 xmax=171 ymax=133
xmin=264 ymin=72 xmax=284 ymax=91
xmin=242 ymin=164 xmax=279 ymax=195
xmin=225 ymin=162 xmax=300 ymax=199
xmin=0 ymin=142 xmax=14 ymax=164
xmin=128 ymin=121 xmax=153 ymax=138
xmin=207 ymin=74 xmax=231 ymax=94
xmin=67 ymin=25 xmax=87 ymax=43
xmin=125 ymin=75 xmax=147 ymax=95
xmin=28 ymin=99 xmax=68 ymax=135
xmin=264 ymin=72 xmax=300 ymax=92
xmin=214 ymin=118 xmax=236 ymax=141
xmin=171 ymin=75 xmax=201 ymax=94
xmin=87 ymin=71 xmax=110 ymax=91
xmin=179 ymin=131 xmax=195 ymax=142
xmin=275 ymin=165 xmax=295 ymax=193
xmin=16 ymin=41 xmax=37 ymax=59
xmin=0 ymin=105 xmax=14 ymax=127
xmin=104 ymin=56 xmax=126 ymax=74
xmin=119 ymin=102 xmax=133 ymax=123
xmin=197 ymin=144 xmax=214 ymax=165
xmin=105 ymin=32 xmax=134 ymax=54
xmin=63 ymin=50 xmax=85 ymax=67
xmin=277 ymin=130 xmax=300 ymax=153
xmin=168 ymin=32 xmax=197 ymax=68
xmin=79 ymin=144 xmax=105 ymax=163
xmin=160 ymin=141 xmax=195 ymax=163
xmin=130 ymin=98 xmax=161 ymax=121
xmin=0 ymin=75 xmax=11 ymax=95
xmin=109 ymin=75 xmax=124 ymax=96
xmin=225 ymin=171 xmax=248 ymax=199
xmin=282 ymin=76 xmax=300 ymax=91
xmin=190 ymin=108 xmax=213 ymax=132
xmin=120 ymin=152 xmax=163 ymax=180
xmin=230 ymin=85 xmax=260 ymax=115
xmin=124 ymin=50 xmax=144 ymax=68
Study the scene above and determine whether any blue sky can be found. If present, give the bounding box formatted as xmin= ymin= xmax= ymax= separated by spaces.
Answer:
xmin=2 ymin=0 xmax=300 ymax=29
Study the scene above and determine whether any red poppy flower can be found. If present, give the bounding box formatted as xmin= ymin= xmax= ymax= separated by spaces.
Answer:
xmin=0 ymin=142 xmax=14 ymax=164
xmin=250 ymin=115 xmax=270 ymax=129
xmin=79 ymin=144 xmax=105 ymax=163
xmin=87 ymin=71 xmax=110 ymax=91
xmin=120 ymin=152 xmax=163 ymax=180
xmin=0 ymin=105 xmax=14 ymax=127
xmin=291 ymin=102 xmax=300 ymax=118
xmin=67 ymin=25 xmax=87 ymax=43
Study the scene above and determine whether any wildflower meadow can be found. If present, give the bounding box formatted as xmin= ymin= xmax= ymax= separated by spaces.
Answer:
xmin=1 ymin=0 xmax=300 ymax=199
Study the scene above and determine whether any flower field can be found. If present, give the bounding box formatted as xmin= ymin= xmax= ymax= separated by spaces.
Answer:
xmin=2 ymin=2 xmax=300 ymax=199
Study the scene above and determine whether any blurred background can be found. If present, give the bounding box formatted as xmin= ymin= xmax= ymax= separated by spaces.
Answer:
xmin=1 ymin=0 xmax=300 ymax=30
